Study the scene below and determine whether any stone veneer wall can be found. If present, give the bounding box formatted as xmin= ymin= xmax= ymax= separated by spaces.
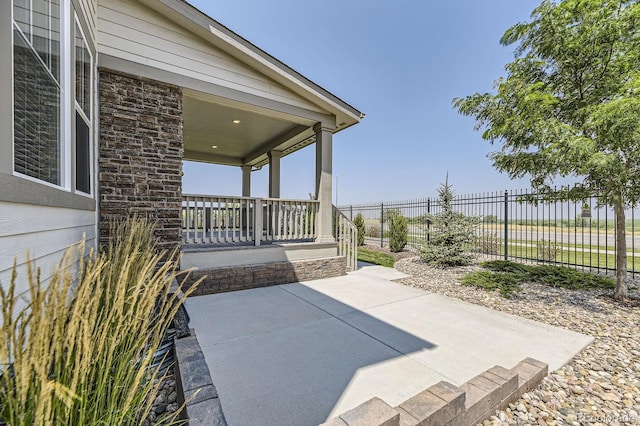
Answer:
xmin=98 ymin=68 xmax=183 ymax=252
xmin=184 ymin=256 xmax=347 ymax=296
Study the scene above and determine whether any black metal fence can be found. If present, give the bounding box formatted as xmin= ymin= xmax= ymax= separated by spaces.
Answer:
xmin=340 ymin=189 xmax=639 ymax=278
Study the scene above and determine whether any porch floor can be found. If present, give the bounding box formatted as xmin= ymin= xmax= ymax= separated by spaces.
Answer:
xmin=185 ymin=263 xmax=592 ymax=426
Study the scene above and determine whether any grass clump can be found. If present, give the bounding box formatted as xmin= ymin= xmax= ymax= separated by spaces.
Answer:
xmin=461 ymin=260 xmax=614 ymax=298
xmin=0 ymin=218 xmax=200 ymax=425
xmin=357 ymin=248 xmax=395 ymax=268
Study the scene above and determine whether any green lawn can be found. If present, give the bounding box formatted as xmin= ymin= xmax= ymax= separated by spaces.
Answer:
xmin=501 ymin=238 xmax=640 ymax=254
xmin=357 ymin=248 xmax=395 ymax=268
xmin=494 ymin=244 xmax=640 ymax=272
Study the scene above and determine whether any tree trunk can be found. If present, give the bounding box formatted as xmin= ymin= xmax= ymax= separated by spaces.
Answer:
xmin=614 ymin=199 xmax=628 ymax=301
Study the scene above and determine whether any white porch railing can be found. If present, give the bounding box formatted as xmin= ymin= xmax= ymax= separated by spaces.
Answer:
xmin=182 ymin=194 xmax=319 ymax=246
xmin=333 ymin=206 xmax=358 ymax=271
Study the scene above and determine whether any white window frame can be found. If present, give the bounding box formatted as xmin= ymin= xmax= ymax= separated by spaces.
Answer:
xmin=62 ymin=0 xmax=72 ymax=190
xmin=73 ymin=12 xmax=93 ymax=196
xmin=11 ymin=0 xmax=69 ymax=191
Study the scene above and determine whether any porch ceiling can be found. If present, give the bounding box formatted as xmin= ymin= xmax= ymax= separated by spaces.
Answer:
xmin=183 ymin=90 xmax=317 ymax=168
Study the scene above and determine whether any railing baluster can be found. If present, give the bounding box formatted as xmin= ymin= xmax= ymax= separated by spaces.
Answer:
xmin=238 ymin=198 xmax=243 ymax=242
xmin=282 ymin=202 xmax=288 ymax=239
xmin=198 ymin=197 xmax=204 ymax=244
xmin=208 ymin=198 xmax=213 ymax=244
xmin=215 ymin=198 xmax=221 ymax=244
xmin=232 ymin=199 xmax=237 ymax=243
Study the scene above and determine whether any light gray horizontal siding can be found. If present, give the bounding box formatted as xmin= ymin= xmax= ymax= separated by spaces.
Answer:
xmin=96 ymin=0 xmax=324 ymax=112
xmin=0 ymin=201 xmax=96 ymax=296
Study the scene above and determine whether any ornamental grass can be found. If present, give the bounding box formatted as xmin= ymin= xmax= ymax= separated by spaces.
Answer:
xmin=0 ymin=218 xmax=200 ymax=425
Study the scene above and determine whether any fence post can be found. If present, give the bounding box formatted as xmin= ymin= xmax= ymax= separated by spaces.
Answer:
xmin=504 ymin=190 xmax=508 ymax=260
xmin=380 ymin=202 xmax=384 ymax=248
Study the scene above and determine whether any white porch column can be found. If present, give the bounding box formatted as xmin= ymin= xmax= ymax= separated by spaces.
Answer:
xmin=314 ymin=123 xmax=335 ymax=243
xmin=241 ymin=165 xmax=252 ymax=197
xmin=268 ymin=150 xmax=282 ymax=198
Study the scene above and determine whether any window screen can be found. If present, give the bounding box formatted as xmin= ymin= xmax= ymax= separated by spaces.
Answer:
xmin=13 ymin=28 xmax=61 ymax=185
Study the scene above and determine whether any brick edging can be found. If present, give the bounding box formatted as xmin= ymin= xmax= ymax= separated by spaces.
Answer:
xmin=320 ymin=357 xmax=549 ymax=426
xmin=173 ymin=329 xmax=227 ymax=426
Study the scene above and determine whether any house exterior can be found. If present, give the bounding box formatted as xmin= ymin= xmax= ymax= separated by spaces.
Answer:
xmin=0 ymin=0 xmax=362 ymax=296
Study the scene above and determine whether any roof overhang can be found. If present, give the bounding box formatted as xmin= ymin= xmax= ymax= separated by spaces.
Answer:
xmin=183 ymin=88 xmax=319 ymax=168
xmin=137 ymin=0 xmax=364 ymax=134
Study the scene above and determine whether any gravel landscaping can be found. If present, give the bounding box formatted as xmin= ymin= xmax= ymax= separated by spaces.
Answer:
xmin=395 ymin=257 xmax=640 ymax=426
xmin=145 ymin=368 xmax=179 ymax=425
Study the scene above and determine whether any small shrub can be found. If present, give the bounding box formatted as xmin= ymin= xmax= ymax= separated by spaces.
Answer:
xmin=388 ymin=213 xmax=408 ymax=253
xmin=382 ymin=208 xmax=400 ymax=223
xmin=420 ymin=242 xmax=476 ymax=267
xmin=366 ymin=224 xmax=381 ymax=238
xmin=481 ymin=260 xmax=533 ymax=274
xmin=353 ymin=213 xmax=366 ymax=246
xmin=461 ymin=260 xmax=614 ymax=298
xmin=474 ymin=232 xmax=501 ymax=255
xmin=460 ymin=271 xmax=521 ymax=298
xmin=528 ymin=265 xmax=614 ymax=290
xmin=536 ymin=239 xmax=559 ymax=261
xmin=419 ymin=177 xmax=478 ymax=266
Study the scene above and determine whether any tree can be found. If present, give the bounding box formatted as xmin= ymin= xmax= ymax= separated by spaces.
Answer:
xmin=454 ymin=0 xmax=640 ymax=300
xmin=353 ymin=213 xmax=366 ymax=246
xmin=388 ymin=213 xmax=408 ymax=252
xmin=420 ymin=177 xmax=478 ymax=266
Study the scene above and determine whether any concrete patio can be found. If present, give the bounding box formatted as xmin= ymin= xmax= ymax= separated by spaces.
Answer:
xmin=185 ymin=263 xmax=593 ymax=426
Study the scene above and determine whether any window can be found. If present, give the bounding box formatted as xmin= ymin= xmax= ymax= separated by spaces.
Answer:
xmin=13 ymin=0 xmax=62 ymax=185
xmin=11 ymin=1 xmax=94 ymax=195
xmin=75 ymin=19 xmax=92 ymax=194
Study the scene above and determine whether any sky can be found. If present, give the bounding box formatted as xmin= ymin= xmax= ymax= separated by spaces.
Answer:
xmin=184 ymin=0 xmax=542 ymax=205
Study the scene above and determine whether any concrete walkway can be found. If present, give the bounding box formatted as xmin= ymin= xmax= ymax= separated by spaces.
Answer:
xmin=186 ymin=264 xmax=592 ymax=426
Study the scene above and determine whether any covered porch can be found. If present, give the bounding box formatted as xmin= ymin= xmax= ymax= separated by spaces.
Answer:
xmin=179 ymin=87 xmax=358 ymax=278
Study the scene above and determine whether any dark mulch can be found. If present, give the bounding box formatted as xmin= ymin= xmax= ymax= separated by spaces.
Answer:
xmin=597 ymin=293 xmax=640 ymax=307
xmin=360 ymin=244 xmax=416 ymax=262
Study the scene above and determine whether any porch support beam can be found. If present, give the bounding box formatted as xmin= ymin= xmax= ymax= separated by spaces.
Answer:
xmin=314 ymin=122 xmax=335 ymax=243
xmin=183 ymin=150 xmax=243 ymax=166
xmin=243 ymin=124 xmax=309 ymax=165
xmin=241 ymin=165 xmax=252 ymax=197
xmin=268 ymin=150 xmax=282 ymax=198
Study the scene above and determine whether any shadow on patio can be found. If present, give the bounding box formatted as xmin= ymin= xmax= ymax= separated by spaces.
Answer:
xmin=184 ymin=268 xmax=592 ymax=426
